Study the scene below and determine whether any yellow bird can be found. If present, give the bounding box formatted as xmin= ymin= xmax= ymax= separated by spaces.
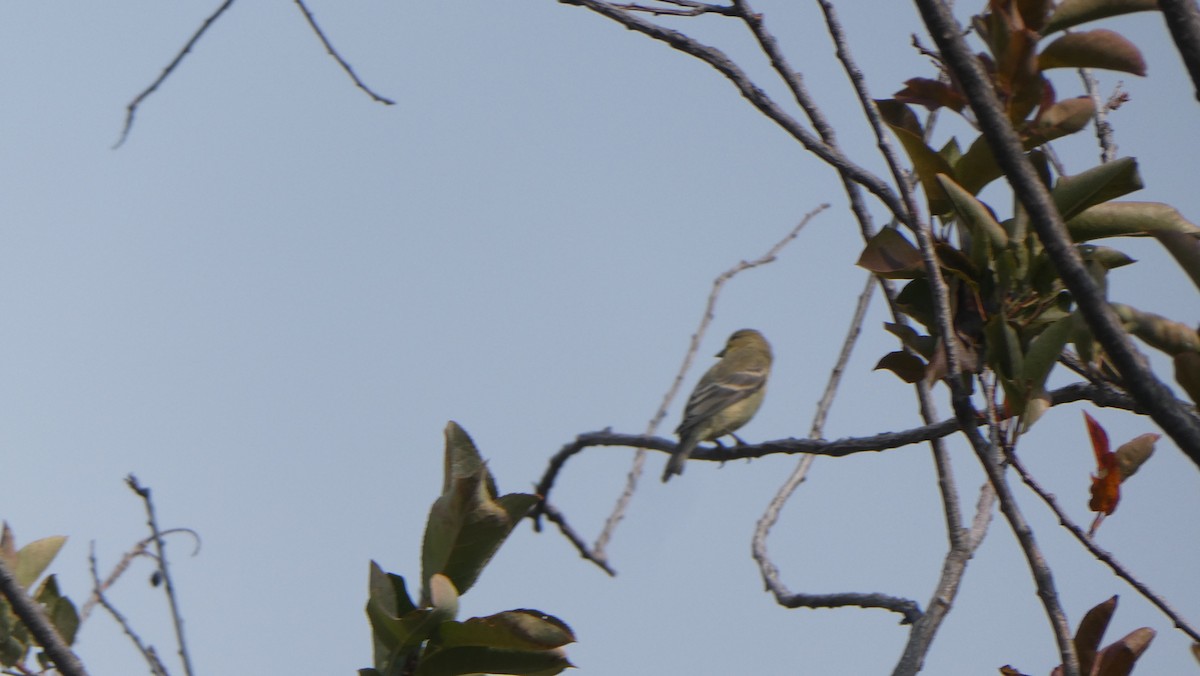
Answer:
xmin=663 ymin=329 xmax=772 ymax=482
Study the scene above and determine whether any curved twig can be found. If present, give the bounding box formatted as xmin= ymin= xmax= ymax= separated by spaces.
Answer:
xmin=292 ymin=0 xmax=396 ymax=105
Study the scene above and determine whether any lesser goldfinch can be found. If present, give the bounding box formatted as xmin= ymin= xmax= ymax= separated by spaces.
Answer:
xmin=663 ymin=329 xmax=772 ymax=482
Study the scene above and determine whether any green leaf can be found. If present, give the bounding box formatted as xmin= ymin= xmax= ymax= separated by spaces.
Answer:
xmin=877 ymin=99 xmax=956 ymax=215
xmin=33 ymin=576 xmax=77 ymax=646
xmin=14 ymin=536 xmax=66 ymax=590
xmin=1022 ymin=314 xmax=1074 ymax=394
xmin=1043 ymin=0 xmax=1159 ymax=35
xmin=415 ymin=645 xmax=573 ymax=676
xmin=856 ymin=228 xmax=924 ymax=279
xmin=369 ymin=562 xmax=417 ymax=620
xmin=1039 ymin=30 xmax=1146 ymax=76
xmin=438 ymin=610 xmax=575 ymax=651
xmin=1111 ymin=303 xmax=1200 ymax=355
xmin=1051 ymin=157 xmax=1143 ymax=221
xmin=1066 ymin=202 xmax=1200 ymax=241
xmin=421 ymin=423 xmax=537 ymax=602
xmin=938 ymin=174 xmax=1008 ymax=248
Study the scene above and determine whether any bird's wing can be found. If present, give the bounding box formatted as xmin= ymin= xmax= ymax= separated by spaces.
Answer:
xmin=675 ymin=364 xmax=768 ymax=437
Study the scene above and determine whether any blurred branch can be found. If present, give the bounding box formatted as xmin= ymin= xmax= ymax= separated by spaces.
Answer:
xmin=0 ymin=557 xmax=89 ymax=676
xmin=87 ymin=544 xmax=170 ymax=676
xmin=79 ymin=528 xmax=200 ymax=622
xmin=115 ymin=0 xmax=237 ymax=148
xmin=1159 ymin=0 xmax=1200 ymax=103
xmin=1077 ymin=68 xmax=1119 ymax=164
xmin=911 ymin=3 xmax=1083 ymax=673
xmin=126 ymin=475 xmax=196 ymax=676
xmin=1007 ymin=452 xmax=1200 ymax=645
xmin=591 ymin=205 xmax=828 ymax=561
xmin=292 ymin=0 xmax=396 ymax=105
xmin=749 ymin=274 xmax=926 ymax=623
xmin=612 ymin=0 xmax=736 ymax=16
xmin=918 ymin=0 xmax=1200 ymax=473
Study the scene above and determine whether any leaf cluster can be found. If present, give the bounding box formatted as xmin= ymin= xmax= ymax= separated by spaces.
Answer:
xmin=362 ymin=422 xmax=574 ymax=676
xmin=0 ymin=524 xmax=79 ymax=673
xmin=860 ymin=0 xmax=1200 ymax=430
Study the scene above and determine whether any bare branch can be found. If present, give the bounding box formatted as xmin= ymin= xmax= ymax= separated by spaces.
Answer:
xmin=79 ymin=528 xmax=201 ymax=622
xmin=557 ymin=0 xmax=910 ymax=221
xmin=126 ymin=475 xmax=195 ymax=676
xmin=87 ymin=544 xmax=170 ymax=676
xmin=1008 ymin=452 xmax=1200 ymax=643
xmin=612 ymin=0 xmax=737 ymax=16
xmin=750 ymin=274 xmax=925 ymax=622
xmin=590 ymin=205 xmax=829 ymax=560
xmin=1159 ymin=0 xmax=1200 ymax=103
xmin=115 ymin=0 xmax=237 ymax=148
xmin=539 ymin=502 xmax=617 ymax=576
xmin=0 ymin=556 xmax=88 ymax=676
xmin=1078 ymin=68 xmax=1118 ymax=163
xmin=292 ymin=0 xmax=396 ymax=105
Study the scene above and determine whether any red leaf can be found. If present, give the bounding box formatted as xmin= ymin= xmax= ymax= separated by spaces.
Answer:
xmin=1084 ymin=412 xmax=1120 ymax=515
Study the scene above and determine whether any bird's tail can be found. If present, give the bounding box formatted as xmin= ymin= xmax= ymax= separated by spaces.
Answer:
xmin=662 ymin=436 xmax=698 ymax=482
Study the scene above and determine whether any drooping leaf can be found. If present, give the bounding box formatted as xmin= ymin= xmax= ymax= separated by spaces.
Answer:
xmin=1085 ymin=412 xmax=1120 ymax=516
xmin=893 ymin=78 xmax=966 ymax=112
xmin=1043 ymin=0 xmax=1159 ymax=35
xmin=437 ymin=610 xmax=575 ymax=651
xmin=874 ymin=351 xmax=927 ymax=383
xmin=415 ymin=644 xmax=573 ymax=676
xmin=1067 ymin=202 xmax=1200 ymax=241
xmin=1040 ymin=30 xmax=1146 ymax=76
xmin=1110 ymin=303 xmax=1200 ymax=355
xmin=857 ymin=228 xmax=925 ymax=279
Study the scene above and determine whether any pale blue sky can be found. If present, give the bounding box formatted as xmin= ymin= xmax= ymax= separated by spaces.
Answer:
xmin=1 ymin=2 xmax=1198 ymax=674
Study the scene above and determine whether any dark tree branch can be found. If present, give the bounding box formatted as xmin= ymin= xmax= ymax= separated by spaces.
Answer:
xmin=115 ymin=0 xmax=237 ymax=148
xmin=292 ymin=0 xmax=396 ymax=105
xmin=557 ymin=0 xmax=910 ymax=222
xmin=529 ymin=381 xmax=1142 ymax=526
xmin=1160 ymin=0 xmax=1200 ymax=103
xmin=0 ymin=557 xmax=88 ymax=676
xmin=914 ymin=0 xmax=1200 ymax=472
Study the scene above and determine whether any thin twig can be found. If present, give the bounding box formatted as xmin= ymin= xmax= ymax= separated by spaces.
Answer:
xmin=750 ymin=274 xmax=924 ymax=622
xmin=115 ymin=0 xmax=237 ymax=148
xmin=126 ymin=475 xmax=195 ymax=676
xmin=292 ymin=0 xmax=396 ymax=105
xmin=612 ymin=1 xmax=736 ymax=16
xmin=557 ymin=0 xmax=910 ymax=222
xmin=1008 ymin=453 xmax=1200 ymax=643
xmin=1077 ymin=68 xmax=1118 ymax=163
xmin=79 ymin=529 xmax=202 ymax=621
xmin=589 ymin=206 xmax=829 ymax=560
xmin=87 ymin=544 xmax=170 ymax=676
xmin=539 ymin=502 xmax=617 ymax=576
xmin=0 ymin=556 xmax=88 ymax=676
